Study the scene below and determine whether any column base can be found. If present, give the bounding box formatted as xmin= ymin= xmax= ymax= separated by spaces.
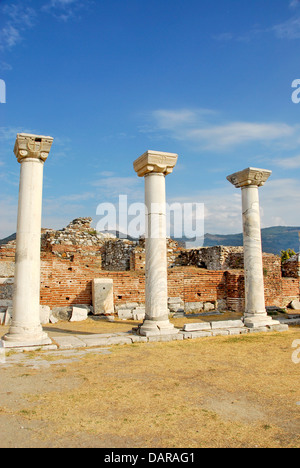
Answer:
xmin=244 ymin=314 xmax=280 ymax=329
xmin=138 ymin=319 xmax=179 ymax=337
xmin=1 ymin=325 xmax=52 ymax=349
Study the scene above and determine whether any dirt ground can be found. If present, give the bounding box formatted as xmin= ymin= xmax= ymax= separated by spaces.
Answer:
xmin=0 ymin=315 xmax=299 ymax=448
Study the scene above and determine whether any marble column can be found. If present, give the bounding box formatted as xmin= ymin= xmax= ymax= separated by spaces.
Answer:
xmin=2 ymin=133 xmax=54 ymax=348
xmin=134 ymin=150 xmax=178 ymax=336
xmin=227 ymin=167 xmax=280 ymax=328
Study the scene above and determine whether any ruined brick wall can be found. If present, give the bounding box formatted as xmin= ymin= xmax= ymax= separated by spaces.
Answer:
xmin=176 ymin=246 xmax=244 ymax=270
xmin=282 ymin=254 xmax=300 ymax=279
xmin=0 ymin=218 xmax=299 ymax=312
xmin=101 ymin=239 xmax=136 ymax=271
xmin=225 ymin=255 xmax=299 ymax=312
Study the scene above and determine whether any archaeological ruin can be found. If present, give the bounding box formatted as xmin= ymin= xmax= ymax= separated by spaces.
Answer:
xmin=0 ymin=134 xmax=299 ymax=348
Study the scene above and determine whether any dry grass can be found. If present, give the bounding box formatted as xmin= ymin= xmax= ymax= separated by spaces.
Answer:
xmin=11 ymin=327 xmax=300 ymax=448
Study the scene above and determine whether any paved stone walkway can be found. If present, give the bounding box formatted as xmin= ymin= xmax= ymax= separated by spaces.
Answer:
xmin=0 ymin=316 xmax=296 ymax=352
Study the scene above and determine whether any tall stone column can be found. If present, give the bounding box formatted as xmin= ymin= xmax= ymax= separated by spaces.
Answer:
xmin=2 ymin=133 xmax=54 ymax=348
xmin=134 ymin=150 xmax=178 ymax=336
xmin=227 ymin=167 xmax=280 ymax=328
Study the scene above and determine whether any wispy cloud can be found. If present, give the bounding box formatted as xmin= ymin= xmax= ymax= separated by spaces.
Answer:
xmin=272 ymin=15 xmax=300 ymax=39
xmin=213 ymin=2 xmax=300 ymax=43
xmin=143 ymin=108 xmax=300 ymax=152
xmin=273 ymin=154 xmax=300 ymax=169
xmin=0 ymin=3 xmax=37 ymax=52
xmin=0 ymin=0 xmax=91 ymax=57
xmin=290 ymin=0 xmax=300 ymax=9
xmin=92 ymin=175 xmax=143 ymax=200
xmin=42 ymin=0 xmax=92 ymax=22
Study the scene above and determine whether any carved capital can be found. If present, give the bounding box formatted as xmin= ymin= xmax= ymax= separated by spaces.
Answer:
xmin=14 ymin=133 xmax=54 ymax=163
xmin=133 ymin=150 xmax=178 ymax=177
xmin=227 ymin=167 xmax=272 ymax=188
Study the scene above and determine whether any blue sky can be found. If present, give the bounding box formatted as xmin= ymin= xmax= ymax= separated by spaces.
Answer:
xmin=0 ymin=0 xmax=300 ymax=238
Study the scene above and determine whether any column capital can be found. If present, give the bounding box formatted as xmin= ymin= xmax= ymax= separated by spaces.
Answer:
xmin=14 ymin=133 xmax=54 ymax=164
xmin=133 ymin=150 xmax=178 ymax=178
xmin=227 ymin=167 xmax=272 ymax=188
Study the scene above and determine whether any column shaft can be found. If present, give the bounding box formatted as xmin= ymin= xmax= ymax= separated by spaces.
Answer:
xmin=242 ymin=185 xmax=266 ymax=316
xmin=144 ymin=173 xmax=169 ymax=323
xmin=133 ymin=150 xmax=178 ymax=336
xmin=8 ymin=159 xmax=46 ymax=339
xmin=227 ymin=167 xmax=280 ymax=328
xmin=2 ymin=133 xmax=53 ymax=347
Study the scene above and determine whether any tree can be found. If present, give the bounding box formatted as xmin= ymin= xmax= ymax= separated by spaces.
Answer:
xmin=281 ymin=248 xmax=296 ymax=263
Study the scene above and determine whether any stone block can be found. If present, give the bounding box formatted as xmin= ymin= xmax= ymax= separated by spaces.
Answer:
xmin=133 ymin=312 xmax=145 ymax=321
xmin=49 ymin=315 xmax=59 ymax=324
xmin=4 ymin=307 xmax=12 ymax=326
xmin=116 ymin=302 xmax=139 ymax=311
xmin=216 ymin=299 xmax=227 ymax=311
xmin=0 ymin=311 xmax=5 ymax=325
xmin=211 ymin=320 xmax=244 ymax=329
xmin=0 ymin=262 xmax=15 ymax=278
xmin=40 ymin=305 xmax=51 ymax=325
xmin=118 ymin=309 xmax=133 ymax=320
xmin=184 ymin=302 xmax=204 ymax=313
xmin=228 ymin=328 xmax=249 ymax=335
xmin=70 ymin=306 xmax=88 ymax=322
xmin=92 ymin=278 xmax=114 ymax=315
xmin=133 ymin=307 xmax=146 ymax=314
xmin=52 ymin=306 xmax=72 ymax=321
xmin=248 ymin=327 xmax=269 ymax=333
xmin=183 ymin=322 xmax=211 ymax=331
xmin=211 ymin=329 xmax=229 ymax=336
xmin=204 ymin=302 xmax=215 ymax=312
xmin=268 ymin=324 xmax=289 ymax=332
xmin=168 ymin=297 xmax=183 ymax=305
xmin=190 ymin=331 xmax=212 ymax=338
xmin=54 ymin=336 xmax=87 ymax=349
xmin=290 ymin=300 xmax=300 ymax=310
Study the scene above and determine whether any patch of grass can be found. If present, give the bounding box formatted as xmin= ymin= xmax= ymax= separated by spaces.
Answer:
xmin=4 ymin=328 xmax=300 ymax=448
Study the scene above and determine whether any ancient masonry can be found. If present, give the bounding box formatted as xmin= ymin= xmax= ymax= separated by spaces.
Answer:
xmin=0 ymin=216 xmax=299 ymax=325
xmin=0 ymin=134 xmax=299 ymax=348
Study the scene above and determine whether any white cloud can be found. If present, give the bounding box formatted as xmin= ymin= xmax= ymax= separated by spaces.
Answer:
xmin=42 ymin=0 xmax=91 ymax=21
xmin=0 ymin=3 xmax=37 ymax=52
xmin=273 ymin=154 xmax=300 ymax=169
xmin=0 ymin=0 xmax=90 ymax=57
xmin=92 ymin=175 xmax=143 ymax=200
xmin=168 ymin=175 xmax=300 ymax=235
xmin=272 ymin=15 xmax=300 ymax=39
xmin=145 ymin=109 xmax=300 ymax=152
xmin=290 ymin=0 xmax=300 ymax=9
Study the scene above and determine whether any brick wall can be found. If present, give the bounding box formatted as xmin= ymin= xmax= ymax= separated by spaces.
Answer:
xmin=282 ymin=254 xmax=300 ymax=279
xmin=0 ymin=231 xmax=299 ymax=311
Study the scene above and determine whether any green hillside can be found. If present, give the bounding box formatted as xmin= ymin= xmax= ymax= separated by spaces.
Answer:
xmin=204 ymin=226 xmax=300 ymax=255
xmin=0 ymin=226 xmax=299 ymax=256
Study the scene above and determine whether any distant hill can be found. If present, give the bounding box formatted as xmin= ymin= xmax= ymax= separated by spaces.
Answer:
xmin=204 ymin=226 xmax=300 ymax=255
xmin=0 ymin=233 xmax=16 ymax=245
xmin=0 ymin=226 xmax=299 ymax=255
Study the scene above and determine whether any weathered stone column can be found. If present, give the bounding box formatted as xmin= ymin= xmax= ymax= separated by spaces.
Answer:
xmin=134 ymin=150 xmax=178 ymax=336
xmin=2 ymin=133 xmax=53 ymax=348
xmin=227 ymin=167 xmax=280 ymax=328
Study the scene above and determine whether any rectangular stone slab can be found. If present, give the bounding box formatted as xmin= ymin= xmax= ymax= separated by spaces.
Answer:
xmin=92 ymin=278 xmax=114 ymax=315
xmin=211 ymin=320 xmax=244 ymax=329
xmin=183 ymin=322 xmax=212 ymax=331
